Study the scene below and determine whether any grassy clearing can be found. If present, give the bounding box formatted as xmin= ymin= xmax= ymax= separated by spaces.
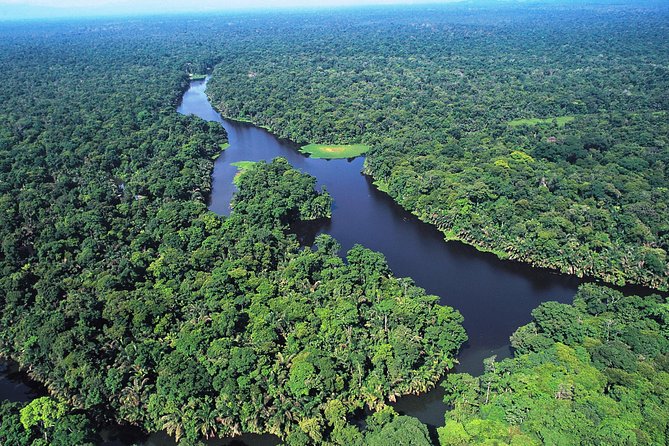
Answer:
xmin=300 ymin=143 xmax=370 ymax=159
xmin=508 ymin=116 xmax=575 ymax=127
xmin=189 ymin=73 xmax=207 ymax=80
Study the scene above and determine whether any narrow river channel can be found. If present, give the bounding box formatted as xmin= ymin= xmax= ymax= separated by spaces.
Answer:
xmin=176 ymin=78 xmax=584 ymax=428
xmin=0 ymin=77 xmax=590 ymax=445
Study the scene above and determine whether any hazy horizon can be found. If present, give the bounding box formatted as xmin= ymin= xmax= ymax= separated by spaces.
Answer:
xmin=2 ymin=0 xmax=659 ymax=22
xmin=0 ymin=0 xmax=470 ymax=21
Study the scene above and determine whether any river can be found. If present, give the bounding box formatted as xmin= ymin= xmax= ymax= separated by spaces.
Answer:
xmin=181 ymin=77 xmax=582 ymax=373
xmin=0 ymin=77 xmax=586 ymax=444
xmin=177 ymin=78 xmax=584 ymax=428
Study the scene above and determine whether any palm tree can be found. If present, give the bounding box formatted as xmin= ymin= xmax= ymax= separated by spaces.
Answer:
xmin=192 ymin=399 xmax=220 ymax=440
xmin=119 ymin=374 xmax=149 ymax=423
xmin=161 ymin=406 xmax=186 ymax=443
xmin=218 ymin=416 xmax=242 ymax=437
xmin=198 ymin=409 xmax=220 ymax=440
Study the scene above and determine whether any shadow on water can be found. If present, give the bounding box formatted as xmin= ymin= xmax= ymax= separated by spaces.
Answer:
xmin=0 ymin=360 xmax=48 ymax=403
xmin=290 ymin=217 xmax=332 ymax=246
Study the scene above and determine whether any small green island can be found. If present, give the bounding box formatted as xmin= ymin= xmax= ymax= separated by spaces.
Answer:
xmin=188 ymin=73 xmax=207 ymax=80
xmin=300 ymin=143 xmax=370 ymax=159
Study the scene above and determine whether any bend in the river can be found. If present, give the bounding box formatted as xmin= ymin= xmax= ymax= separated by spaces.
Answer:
xmin=0 ymin=77 xmax=634 ymax=444
xmin=179 ymin=77 xmax=582 ymax=371
xmin=176 ymin=77 xmax=584 ymax=426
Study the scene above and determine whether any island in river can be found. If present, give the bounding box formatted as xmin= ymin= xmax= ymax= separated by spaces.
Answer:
xmin=1 ymin=74 xmax=663 ymax=446
xmin=205 ymin=3 xmax=669 ymax=291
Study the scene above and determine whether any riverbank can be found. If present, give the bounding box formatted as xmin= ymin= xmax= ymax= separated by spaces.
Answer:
xmin=203 ymin=97 xmax=667 ymax=292
xmin=363 ymin=159 xmax=668 ymax=293
xmin=0 ymin=77 xmax=626 ymax=446
xmin=300 ymin=143 xmax=370 ymax=159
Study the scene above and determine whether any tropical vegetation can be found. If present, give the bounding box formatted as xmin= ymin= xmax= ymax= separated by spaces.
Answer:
xmin=439 ymin=284 xmax=669 ymax=445
xmin=207 ymin=3 xmax=669 ymax=290
xmin=1 ymin=3 xmax=668 ymax=445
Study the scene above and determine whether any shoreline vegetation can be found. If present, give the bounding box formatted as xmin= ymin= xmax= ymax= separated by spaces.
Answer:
xmin=0 ymin=22 xmax=468 ymax=441
xmin=220 ymin=113 xmax=276 ymax=133
xmin=199 ymin=102 xmax=668 ymax=291
xmin=230 ymin=160 xmax=257 ymax=185
xmin=211 ymin=142 xmax=230 ymax=159
xmin=438 ymin=283 xmax=669 ymax=445
xmin=206 ymin=6 xmax=669 ymax=292
xmin=1 ymin=5 xmax=668 ymax=446
xmin=364 ymin=163 xmax=663 ymax=289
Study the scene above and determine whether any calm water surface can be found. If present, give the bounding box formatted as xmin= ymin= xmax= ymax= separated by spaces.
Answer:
xmin=0 ymin=78 xmax=585 ymax=444
xmin=180 ymin=77 xmax=581 ymax=370
xmin=176 ymin=78 xmax=583 ymax=428
xmin=0 ymin=361 xmax=46 ymax=403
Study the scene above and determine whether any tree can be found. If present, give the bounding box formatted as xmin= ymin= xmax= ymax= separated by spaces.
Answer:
xmin=365 ymin=416 xmax=433 ymax=446
xmin=19 ymin=397 xmax=66 ymax=442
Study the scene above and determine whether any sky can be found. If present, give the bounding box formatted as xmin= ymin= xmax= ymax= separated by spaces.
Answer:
xmin=0 ymin=0 xmax=464 ymax=20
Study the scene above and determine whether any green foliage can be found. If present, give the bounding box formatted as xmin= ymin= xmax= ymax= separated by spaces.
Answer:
xmin=2 ymin=5 xmax=666 ymax=445
xmin=508 ymin=116 xmax=575 ymax=128
xmin=530 ymin=302 xmax=587 ymax=345
xmin=230 ymin=160 xmax=257 ymax=186
xmin=0 ymin=401 xmax=31 ymax=446
xmin=0 ymin=20 xmax=465 ymax=444
xmin=1 ymin=399 xmax=98 ymax=446
xmin=440 ymin=284 xmax=669 ymax=445
xmin=19 ymin=397 xmax=66 ymax=431
xmin=231 ymin=158 xmax=333 ymax=221
xmin=365 ymin=415 xmax=433 ymax=446
xmin=299 ymin=144 xmax=370 ymax=159
xmin=206 ymin=4 xmax=669 ymax=290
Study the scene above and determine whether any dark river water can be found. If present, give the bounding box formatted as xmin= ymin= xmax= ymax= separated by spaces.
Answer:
xmin=0 ymin=77 xmax=588 ymax=444
xmin=184 ymin=77 xmax=582 ymax=373
xmin=177 ymin=78 xmax=583 ymax=429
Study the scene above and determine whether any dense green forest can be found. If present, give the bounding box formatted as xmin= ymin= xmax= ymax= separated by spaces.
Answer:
xmin=0 ymin=18 xmax=465 ymax=445
xmin=1 ymin=4 xmax=668 ymax=445
xmin=439 ymin=284 xmax=669 ymax=445
xmin=206 ymin=3 xmax=669 ymax=290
